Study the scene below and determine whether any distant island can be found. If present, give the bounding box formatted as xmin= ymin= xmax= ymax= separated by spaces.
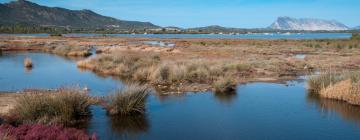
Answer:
xmin=269 ymin=17 xmax=349 ymax=31
xmin=0 ymin=0 xmax=359 ymax=34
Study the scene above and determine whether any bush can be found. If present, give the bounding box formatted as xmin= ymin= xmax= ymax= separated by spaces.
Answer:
xmin=106 ymin=84 xmax=149 ymax=116
xmin=0 ymin=124 xmax=96 ymax=140
xmin=13 ymin=88 xmax=92 ymax=126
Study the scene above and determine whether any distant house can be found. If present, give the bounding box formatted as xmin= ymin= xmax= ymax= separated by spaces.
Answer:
xmin=148 ymin=27 xmax=182 ymax=32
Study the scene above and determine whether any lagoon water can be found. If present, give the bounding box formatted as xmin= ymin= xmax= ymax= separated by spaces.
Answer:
xmin=0 ymin=33 xmax=352 ymax=39
xmin=1 ymin=52 xmax=360 ymax=140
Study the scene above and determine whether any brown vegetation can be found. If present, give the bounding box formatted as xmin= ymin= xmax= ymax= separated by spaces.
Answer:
xmin=308 ymin=71 xmax=360 ymax=105
xmin=23 ymin=58 xmax=33 ymax=68
xmin=51 ymin=46 xmax=91 ymax=57
xmin=1 ymin=36 xmax=360 ymax=93
xmin=213 ymin=76 xmax=236 ymax=94
xmin=106 ymin=83 xmax=150 ymax=116
xmin=0 ymin=84 xmax=150 ymax=129
xmin=9 ymin=88 xmax=92 ymax=126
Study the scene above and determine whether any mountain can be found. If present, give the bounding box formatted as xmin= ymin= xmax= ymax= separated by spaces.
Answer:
xmin=0 ymin=0 xmax=159 ymax=29
xmin=269 ymin=17 xmax=349 ymax=31
xmin=188 ymin=25 xmax=251 ymax=33
xmin=188 ymin=25 xmax=234 ymax=32
xmin=187 ymin=25 xmax=274 ymax=33
xmin=353 ymin=26 xmax=360 ymax=30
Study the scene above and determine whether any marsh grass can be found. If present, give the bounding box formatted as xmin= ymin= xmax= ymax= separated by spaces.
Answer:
xmin=23 ymin=58 xmax=33 ymax=68
xmin=107 ymin=83 xmax=150 ymax=116
xmin=213 ymin=76 xmax=236 ymax=94
xmin=308 ymin=72 xmax=340 ymax=93
xmin=308 ymin=71 xmax=360 ymax=105
xmin=13 ymin=88 xmax=92 ymax=126
xmin=78 ymin=52 xmax=253 ymax=92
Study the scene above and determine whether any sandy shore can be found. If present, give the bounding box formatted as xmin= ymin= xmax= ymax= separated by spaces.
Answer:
xmin=0 ymin=92 xmax=19 ymax=115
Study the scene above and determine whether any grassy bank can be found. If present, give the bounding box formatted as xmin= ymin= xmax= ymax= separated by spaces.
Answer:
xmin=77 ymin=51 xmax=257 ymax=92
xmin=77 ymin=49 xmax=313 ymax=93
xmin=50 ymin=46 xmax=92 ymax=57
xmin=9 ymin=88 xmax=92 ymax=126
xmin=308 ymin=71 xmax=360 ymax=105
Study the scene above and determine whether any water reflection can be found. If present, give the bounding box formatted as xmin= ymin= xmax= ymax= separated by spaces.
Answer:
xmin=153 ymin=92 xmax=187 ymax=103
xmin=87 ymin=105 xmax=149 ymax=140
xmin=111 ymin=115 xmax=149 ymax=137
xmin=213 ymin=90 xmax=237 ymax=104
xmin=307 ymin=93 xmax=360 ymax=126
xmin=24 ymin=66 xmax=32 ymax=73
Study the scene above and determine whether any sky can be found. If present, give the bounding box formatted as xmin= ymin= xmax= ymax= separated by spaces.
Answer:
xmin=1 ymin=0 xmax=359 ymax=28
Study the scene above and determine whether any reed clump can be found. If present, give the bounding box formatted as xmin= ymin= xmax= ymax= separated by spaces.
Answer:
xmin=23 ymin=58 xmax=33 ymax=68
xmin=308 ymin=71 xmax=360 ymax=105
xmin=12 ymin=88 xmax=92 ymax=126
xmin=106 ymin=83 xmax=150 ymax=116
xmin=213 ymin=76 xmax=236 ymax=94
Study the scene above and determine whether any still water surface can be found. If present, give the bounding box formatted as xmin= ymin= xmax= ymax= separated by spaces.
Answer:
xmin=0 ymin=52 xmax=360 ymax=140
xmin=0 ymin=33 xmax=352 ymax=39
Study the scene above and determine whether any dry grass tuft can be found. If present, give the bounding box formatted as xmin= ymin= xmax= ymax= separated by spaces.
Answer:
xmin=23 ymin=58 xmax=33 ymax=68
xmin=106 ymin=83 xmax=150 ymax=116
xmin=213 ymin=76 xmax=236 ymax=94
xmin=12 ymin=88 xmax=92 ymax=126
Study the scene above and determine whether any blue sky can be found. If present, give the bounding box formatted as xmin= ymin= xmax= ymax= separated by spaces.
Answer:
xmin=1 ymin=0 xmax=359 ymax=28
